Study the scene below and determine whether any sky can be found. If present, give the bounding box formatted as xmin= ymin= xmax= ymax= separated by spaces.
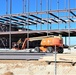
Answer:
xmin=0 ymin=0 xmax=76 ymax=46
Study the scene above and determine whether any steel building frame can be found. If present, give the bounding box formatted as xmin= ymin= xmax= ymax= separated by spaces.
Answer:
xmin=0 ymin=0 xmax=76 ymax=48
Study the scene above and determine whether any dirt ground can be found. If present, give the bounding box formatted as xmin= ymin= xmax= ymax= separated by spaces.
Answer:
xmin=0 ymin=59 xmax=76 ymax=75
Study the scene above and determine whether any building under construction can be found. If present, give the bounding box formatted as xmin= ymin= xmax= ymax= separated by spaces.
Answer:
xmin=0 ymin=0 xmax=76 ymax=49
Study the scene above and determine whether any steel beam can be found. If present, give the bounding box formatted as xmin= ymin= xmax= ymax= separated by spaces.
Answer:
xmin=69 ymin=18 xmax=74 ymax=22
xmin=0 ymin=52 xmax=52 ymax=60
xmin=49 ymin=13 xmax=66 ymax=23
xmin=50 ymin=19 xmax=58 ymax=23
xmin=0 ymin=29 xmax=75 ymax=35
xmin=70 ymin=11 xmax=76 ymax=17
xmin=1 ymin=8 xmax=76 ymax=18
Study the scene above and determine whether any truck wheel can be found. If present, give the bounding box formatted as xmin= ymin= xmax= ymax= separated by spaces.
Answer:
xmin=58 ymin=47 xmax=63 ymax=53
xmin=35 ymin=47 xmax=40 ymax=53
xmin=47 ymin=47 xmax=53 ymax=53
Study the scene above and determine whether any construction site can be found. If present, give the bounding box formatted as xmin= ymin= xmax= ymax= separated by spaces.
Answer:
xmin=0 ymin=0 xmax=76 ymax=75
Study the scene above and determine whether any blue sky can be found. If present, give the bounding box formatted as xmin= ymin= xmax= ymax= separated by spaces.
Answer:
xmin=0 ymin=0 xmax=76 ymax=15
xmin=0 ymin=0 xmax=76 ymax=46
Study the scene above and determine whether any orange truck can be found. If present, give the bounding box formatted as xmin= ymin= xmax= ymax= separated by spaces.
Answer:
xmin=34 ymin=35 xmax=63 ymax=53
xmin=14 ymin=35 xmax=64 ymax=53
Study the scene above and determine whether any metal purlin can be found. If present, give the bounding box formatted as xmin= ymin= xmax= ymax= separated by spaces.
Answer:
xmin=9 ymin=0 xmax=12 ymax=49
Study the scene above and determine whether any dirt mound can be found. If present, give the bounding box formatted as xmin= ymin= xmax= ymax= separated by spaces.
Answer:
xmin=3 ymin=71 xmax=13 ymax=75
